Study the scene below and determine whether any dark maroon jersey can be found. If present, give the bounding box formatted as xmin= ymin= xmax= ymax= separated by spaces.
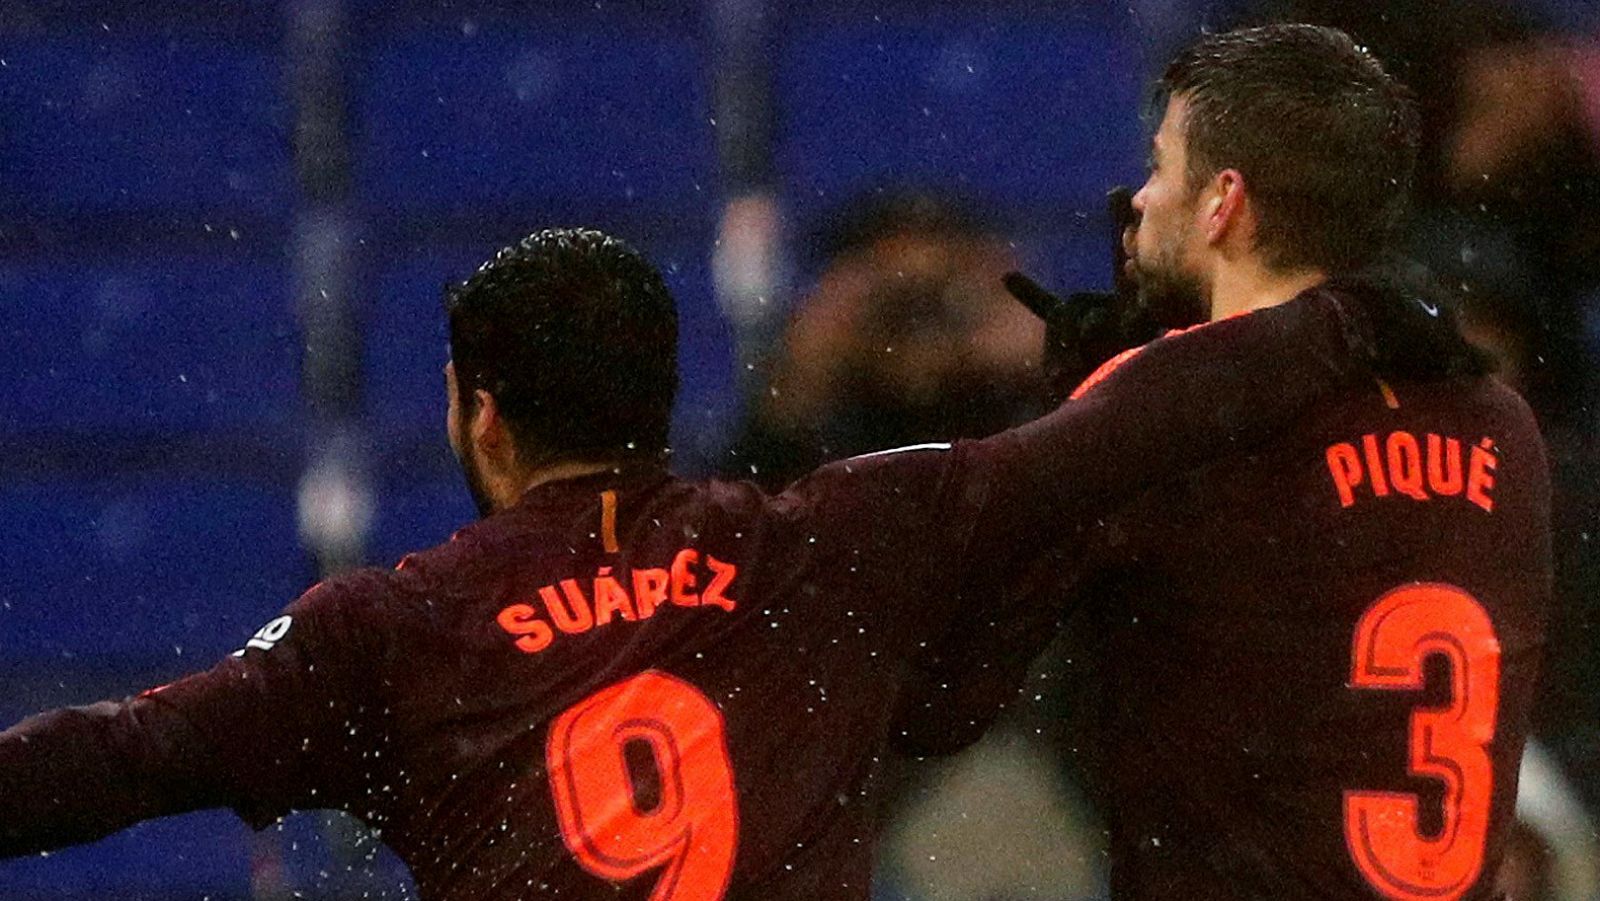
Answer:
xmin=1099 ymin=377 xmax=1550 ymax=901
xmin=0 ymin=294 xmax=1392 ymax=900
xmin=902 ymin=293 xmax=1553 ymax=900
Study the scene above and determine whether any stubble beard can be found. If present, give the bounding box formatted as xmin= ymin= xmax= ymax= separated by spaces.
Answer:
xmin=452 ymin=409 xmax=498 ymax=519
xmin=1131 ymin=229 xmax=1209 ymax=329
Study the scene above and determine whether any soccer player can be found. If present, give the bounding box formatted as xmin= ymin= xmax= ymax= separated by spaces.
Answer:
xmin=898 ymin=25 xmax=1552 ymax=901
xmin=0 ymin=226 xmax=1414 ymax=899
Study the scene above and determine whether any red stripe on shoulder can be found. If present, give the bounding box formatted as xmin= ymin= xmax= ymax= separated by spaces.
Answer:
xmin=1069 ymin=344 xmax=1149 ymax=400
xmin=1067 ymin=318 xmax=1233 ymax=400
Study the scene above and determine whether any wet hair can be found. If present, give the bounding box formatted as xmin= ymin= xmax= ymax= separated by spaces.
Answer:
xmin=445 ymin=228 xmax=678 ymax=464
xmin=1160 ymin=24 xmax=1421 ymax=273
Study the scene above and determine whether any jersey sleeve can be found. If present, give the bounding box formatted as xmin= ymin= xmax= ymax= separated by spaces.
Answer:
xmin=887 ymin=294 xmax=1367 ymax=752
xmin=947 ymin=292 xmax=1370 ymax=607
xmin=961 ymin=296 xmax=1356 ymax=570
xmin=891 ymin=540 xmax=1098 ymax=756
xmin=0 ymin=570 xmax=396 ymax=857
xmin=146 ymin=570 xmax=397 ymax=825
xmin=794 ymin=294 xmax=1364 ymax=639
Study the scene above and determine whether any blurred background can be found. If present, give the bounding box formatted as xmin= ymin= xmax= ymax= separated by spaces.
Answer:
xmin=1 ymin=0 xmax=1598 ymax=898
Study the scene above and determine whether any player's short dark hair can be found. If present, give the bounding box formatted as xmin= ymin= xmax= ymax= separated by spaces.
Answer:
xmin=446 ymin=228 xmax=678 ymax=464
xmin=1160 ymin=24 xmax=1421 ymax=273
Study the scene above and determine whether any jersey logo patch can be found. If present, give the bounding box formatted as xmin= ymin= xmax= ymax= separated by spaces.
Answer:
xmin=232 ymin=615 xmax=294 ymax=657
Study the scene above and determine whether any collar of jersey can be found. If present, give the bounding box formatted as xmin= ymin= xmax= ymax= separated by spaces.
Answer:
xmin=512 ymin=463 xmax=672 ymax=512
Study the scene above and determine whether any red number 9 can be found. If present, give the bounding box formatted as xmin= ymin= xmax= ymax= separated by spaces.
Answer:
xmin=547 ymin=670 xmax=739 ymax=900
xmin=1344 ymin=583 xmax=1500 ymax=901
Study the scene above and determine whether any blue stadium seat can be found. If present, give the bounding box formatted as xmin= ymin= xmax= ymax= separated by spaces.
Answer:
xmin=355 ymin=22 xmax=717 ymax=215
xmin=0 ymin=476 xmax=308 ymax=665
xmin=655 ymin=242 xmax=739 ymax=464
xmin=0 ymin=470 xmax=301 ymax=895
xmin=368 ymin=477 xmax=474 ymax=574
xmin=0 ymin=257 xmax=299 ymax=433
xmin=0 ymin=35 xmax=291 ymax=216
xmin=364 ymin=246 xmax=479 ymax=436
xmin=1015 ymin=223 xmax=1121 ymax=299
xmin=775 ymin=8 xmax=1147 ymax=221
xmin=0 ymin=810 xmax=253 ymax=900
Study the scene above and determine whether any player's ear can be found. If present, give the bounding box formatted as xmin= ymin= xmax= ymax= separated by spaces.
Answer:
xmin=1205 ymin=169 xmax=1248 ymax=245
xmin=472 ymin=388 xmax=504 ymax=449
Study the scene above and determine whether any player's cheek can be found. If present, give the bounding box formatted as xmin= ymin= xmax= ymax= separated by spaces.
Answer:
xmin=1134 ymin=212 xmax=1160 ymax=260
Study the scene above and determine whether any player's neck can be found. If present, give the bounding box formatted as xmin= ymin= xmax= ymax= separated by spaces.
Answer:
xmin=1208 ymin=260 xmax=1326 ymax=323
xmin=491 ymin=459 xmax=620 ymax=512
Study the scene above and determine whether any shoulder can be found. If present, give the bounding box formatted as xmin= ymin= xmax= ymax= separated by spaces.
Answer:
xmin=1469 ymin=377 xmax=1549 ymax=486
xmin=1069 ymin=294 xmax=1361 ymax=402
xmin=1407 ymin=376 xmax=1545 ymax=454
xmin=285 ymin=567 xmax=417 ymax=640
xmin=294 ymin=525 xmax=502 ymax=632
xmin=782 ymin=442 xmax=962 ymax=503
xmin=385 ymin=509 xmax=538 ymax=592
xmin=767 ymin=443 xmax=987 ymax=544
xmin=1475 ymin=377 xmax=1542 ymax=436
xmin=1069 ymin=344 xmax=1153 ymax=400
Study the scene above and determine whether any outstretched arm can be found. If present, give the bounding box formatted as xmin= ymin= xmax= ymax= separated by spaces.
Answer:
xmin=960 ymin=288 xmax=1366 ymax=581
xmin=890 ymin=289 xmax=1372 ymax=756
xmin=0 ymin=696 xmax=236 ymax=857
xmin=0 ymin=572 xmax=391 ymax=858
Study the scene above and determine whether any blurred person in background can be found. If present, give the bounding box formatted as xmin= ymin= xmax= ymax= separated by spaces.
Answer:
xmin=721 ymin=191 xmax=1046 ymax=490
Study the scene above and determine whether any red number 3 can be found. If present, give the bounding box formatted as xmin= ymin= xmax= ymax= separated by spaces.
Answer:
xmin=546 ymin=670 xmax=739 ymax=900
xmin=1344 ymin=583 xmax=1501 ymax=901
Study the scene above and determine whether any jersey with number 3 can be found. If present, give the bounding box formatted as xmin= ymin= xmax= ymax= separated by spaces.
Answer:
xmin=1079 ymin=374 xmax=1550 ymax=901
xmin=0 ymin=292 xmax=1401 ymax=900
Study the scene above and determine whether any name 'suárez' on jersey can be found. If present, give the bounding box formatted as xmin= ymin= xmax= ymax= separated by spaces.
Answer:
xmin=496 ymin=547 xmax=739 ymax=654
